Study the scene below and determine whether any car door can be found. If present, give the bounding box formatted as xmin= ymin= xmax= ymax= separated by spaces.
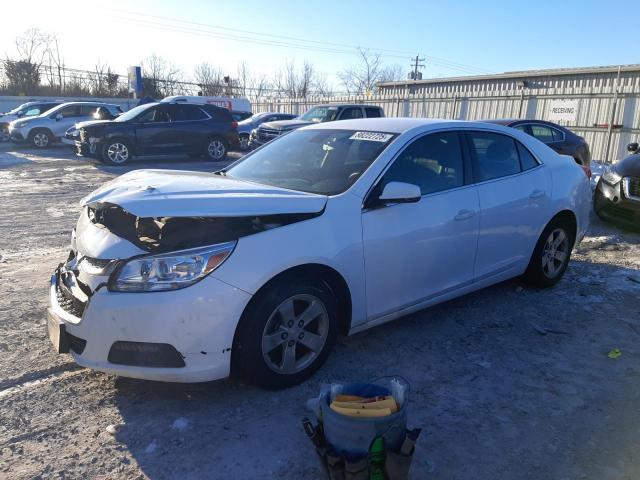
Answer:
xmin=362 ymin=130 xmax=480 ymax=320
xmin=52 ymin=105 xmax=83 ymax=137
xmin=466 ymin=130 xmax=551 ymax=280
xmin=134 ymin=105 xmax=178 ymax=155
xmin=170 ymin=104 xmax=209 ymax=154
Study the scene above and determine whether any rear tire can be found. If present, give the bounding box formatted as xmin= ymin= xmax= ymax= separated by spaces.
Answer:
xmin=29 ymin=129 xmax=53 ymax=148
xmin=232 ymin=276 xmax=338 ymax=389
xmin=239 ymin=134 xmax=250 ymax=152
xmin=522 ymin=217 xmax=574 ymax=288
xmin=101 ymin=139 xmax=132 ymax=165
xmin=204 ymin=136 xmax=228 ymax=161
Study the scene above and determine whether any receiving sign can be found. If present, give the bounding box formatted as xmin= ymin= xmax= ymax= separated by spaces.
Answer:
xmin=547 ymin=99 xmax=578 ymax=122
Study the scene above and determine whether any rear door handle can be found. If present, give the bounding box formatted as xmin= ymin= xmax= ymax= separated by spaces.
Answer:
xmin=454 ymin=209 xmax=476 ymax=221
xmin=529 ymin=189 xmax=545 ymax=199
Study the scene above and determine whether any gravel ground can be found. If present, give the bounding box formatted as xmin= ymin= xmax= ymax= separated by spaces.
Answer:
xmin=0 ymin=143 xmax=639 ymax=480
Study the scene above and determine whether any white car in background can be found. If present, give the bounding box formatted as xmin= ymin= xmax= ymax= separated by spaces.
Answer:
xmin=47 ymin=118 xmax=591 ymax=389
xmin=9 ymin=102 xmax=122 ymax=148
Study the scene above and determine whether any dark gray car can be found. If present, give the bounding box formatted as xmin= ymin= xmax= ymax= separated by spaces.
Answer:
xmin=249 ymin=104 xmax=385 ymax=149
xmin=237 ymin=112 xmax=297 ymax=151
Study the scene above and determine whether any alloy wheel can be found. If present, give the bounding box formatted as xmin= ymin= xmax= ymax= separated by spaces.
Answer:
xmin=107 ymin=143 xmax=129 ymax=164
xmin=33 ymin=132 xmax=49 ymax=147
xmin=207 ymin=139 xmax=226 ymax=160
xmin=261 ymin=294 xmax=329 ymax=374
xmin=541 ymin=228 xmax=569 ymax=279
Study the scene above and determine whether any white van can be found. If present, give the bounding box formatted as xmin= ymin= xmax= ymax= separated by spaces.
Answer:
xmin=162 ymin=96 xmax=251 ymax=113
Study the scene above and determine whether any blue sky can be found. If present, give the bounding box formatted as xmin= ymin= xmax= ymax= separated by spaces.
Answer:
xmin=2 ymin=0 xmax=637 ymax=88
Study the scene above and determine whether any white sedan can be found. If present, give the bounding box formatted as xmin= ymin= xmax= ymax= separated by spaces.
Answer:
xmin=47 ymin=118 xmax=591 ymax=389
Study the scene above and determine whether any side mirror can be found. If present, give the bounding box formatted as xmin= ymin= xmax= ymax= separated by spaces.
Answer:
xmin=378 ymin=181 xmax=421 ymax=204
xmin=16 ymin=111 xmax=24 ymax=118
xmin=627 ymin=142 xmax=639 ymax=153
xmin=55 ymin=113 xmax=63 ymax=121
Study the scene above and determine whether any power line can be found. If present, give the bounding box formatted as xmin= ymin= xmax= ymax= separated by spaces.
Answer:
xmin=409 ymin=55 xmax=425 ymax=80
xmin=97 ymin=6 xmax=491 ymax=76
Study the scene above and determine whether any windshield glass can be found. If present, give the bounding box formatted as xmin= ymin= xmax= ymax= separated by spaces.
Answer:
xmin=7 ymin=104 xmax=29 ymax=115
xmin=114 ymin=103 xmax=157 ymax=122
xmin=240 ymin=113 xmax=267 ymax=125
xmin=299 ymin=106 xmax=339 ymax=123
xmin=226 ymin=129 xmax=396 ymax=195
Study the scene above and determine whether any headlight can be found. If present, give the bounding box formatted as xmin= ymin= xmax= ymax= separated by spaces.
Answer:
xmin=11 ymin=121 xmax=27 ymax=129
xmin=109 ymin=242 xmax=236 ymax=292
xmin=601 ymin=167 xmax=622 ymax=185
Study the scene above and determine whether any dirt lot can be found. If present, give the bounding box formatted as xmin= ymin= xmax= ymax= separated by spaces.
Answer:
xmin=0 ymin=143 xmax=639 ymax=480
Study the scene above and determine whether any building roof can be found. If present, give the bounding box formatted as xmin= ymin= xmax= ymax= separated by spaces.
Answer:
xmin=378 ymin=64 xmax=640 ymax=88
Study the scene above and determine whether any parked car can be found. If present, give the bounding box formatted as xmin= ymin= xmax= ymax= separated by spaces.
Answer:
xmin=485 ymin=119 xmax=591 ymax=165
xmin=62 ymin=106 xmax=123 ymax=146
xmin=47 ymin=118 xmax=590 ymax=388
xmin=231 ymin=110 xmax=253 ymax=123
xmin=162 ymin=95 xmax=251 ymax=113
xmin=73 ymin=102 xmax=239 ymax=165
xmin=0 ymin=101 xmax=63 ymax=142
xmin=9 ymin=102 xmax=123 ymax=148
xmin=237 ymin=112 xmax=297 ymax=150
xmin=594 ymin=142 xmax=640 ymax=229
xmin=249 ymin=104 xmax=385 ymax=149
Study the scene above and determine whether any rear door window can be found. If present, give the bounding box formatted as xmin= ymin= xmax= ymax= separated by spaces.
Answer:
xmin=60 ymin=105 xmax=81 ymax=118
xmin=80 ymin=105 xmax=99 ymax=116
xmin=529 ymin=124 xmax=555 ymax=143
xmin=467 ymin=131 xmax=522 ymax=182
xmin=551 ymin=127 xmax=565 ymax=142
xmin=173 ymin=105 xmax=208 ymax=121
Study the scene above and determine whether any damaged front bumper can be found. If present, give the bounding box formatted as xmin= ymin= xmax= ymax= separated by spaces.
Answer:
xmin=48 ymin=261 xmax=252 ymax=383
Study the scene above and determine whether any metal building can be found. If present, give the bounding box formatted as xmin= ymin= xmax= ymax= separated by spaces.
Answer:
xmin=376 ymin=64 xmax=640 ymax=163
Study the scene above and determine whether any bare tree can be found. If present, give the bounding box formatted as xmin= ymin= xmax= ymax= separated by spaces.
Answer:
xmin=142 ymin=54 xmax=183 ymax=98
xmin=314 ymin=73 xmax=334 ymax=97
xmin=4 ymin=28 xmax=52 ymax=95
xmin=194 ymin=62 xmax=225 ymax=96
xmin=276 ymin=60 xmax=316 ymax=98
xmin=338 ymin=48 xmax=401 ymax=94
xmin=235 ymin=61 xmax=271 ymax=98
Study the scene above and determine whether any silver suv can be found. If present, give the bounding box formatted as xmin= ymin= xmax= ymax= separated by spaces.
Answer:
xmin=8 ymin=102 xmax=123 ymax=148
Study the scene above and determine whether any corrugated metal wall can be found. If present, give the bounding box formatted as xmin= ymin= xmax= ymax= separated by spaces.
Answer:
xmin=253 ymin=67 xmax=640 ymax=163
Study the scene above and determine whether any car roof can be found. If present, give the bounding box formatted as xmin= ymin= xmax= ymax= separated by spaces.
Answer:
xmin=313 ymin=104 xmax=382 ymax=109
xmin=302 ymin=117 xmax=468 ymax=134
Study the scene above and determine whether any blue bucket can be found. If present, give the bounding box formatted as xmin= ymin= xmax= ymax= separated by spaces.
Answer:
xmin=319 ymin=382 xmax=407 ymax=459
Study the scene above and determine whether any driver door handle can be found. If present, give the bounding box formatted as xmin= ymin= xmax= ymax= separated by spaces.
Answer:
xmin=454 ymin=209 xmax=476 ymax=221
xmin=529 ymin=189 xmax=546 ymax=199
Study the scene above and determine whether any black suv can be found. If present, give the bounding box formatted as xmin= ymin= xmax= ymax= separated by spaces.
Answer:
xmin=250 ymin=104 xmax=385 ymax=148
xmin=75 ymin=102 xmax=239 ymax=165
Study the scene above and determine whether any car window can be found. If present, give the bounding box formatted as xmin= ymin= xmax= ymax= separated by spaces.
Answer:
xmin=173 ymin=105 xmax=208 ymax=121
xmin=514 ymin=124 xmax=528 ymax=133
xmin=340 ymin=107 xmax=363 ymax=120
xmin=380 ymin=131 xmax=464 ymax=196
xmin=516 ymin=142 xmax=540 ymax=171
xmin=551 ymin=127 xmax=564 ymax=142
xmin=227 ymin=129 xmax=395 ymax=195
xmin=24 ymin=107 xmax=41 ymax=116
xmin=137 ymin=107 xmax=171 ymax=123
xmin=529 ymin=124 xmax=555 ymax=143
xmin=59 ymin=106 xmax=81 ymax=118
xmin=80 ymin=105 xmax=99 ymax=116
xmin=365 ymin=107 xmax=382 ymax=118
xmin=468 ymin=131 xmax=521 ymax=182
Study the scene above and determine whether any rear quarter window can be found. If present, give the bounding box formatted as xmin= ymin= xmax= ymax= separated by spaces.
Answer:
xmin=365 ymin=107 xmax=382 ymax=118
xmin=201 ymin=105 xmax=233 ymax=122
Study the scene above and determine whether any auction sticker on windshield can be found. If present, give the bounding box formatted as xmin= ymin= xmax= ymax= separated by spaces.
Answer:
xmin=349 ymin=132 xmax=394 ymax=142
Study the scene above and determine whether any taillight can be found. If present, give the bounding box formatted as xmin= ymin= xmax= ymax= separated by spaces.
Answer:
xmin=581 ymin=165 xmax=592 ymax=179
xmin=232 ymin=121 xmax=238 ymax=129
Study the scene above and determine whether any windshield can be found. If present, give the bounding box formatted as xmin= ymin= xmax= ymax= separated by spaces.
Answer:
xmin=240 ymin=112 xmax=268 ymax=125
xmin=7 ymin=104 xmax=29 ymax=115
xmin=226 ymin=129 xmax=396 ymax=195
xmin=114 ymin=103 xmax=157 ymax=122
xmin=299 ymin=106 xmax=339 ymax=123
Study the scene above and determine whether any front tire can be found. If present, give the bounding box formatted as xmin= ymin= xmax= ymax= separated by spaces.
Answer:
xmin=522 ymin=217 xmax=574 ymax=288
xmin=204 ymin=136 xmax=228 ymax=161
xmin=102 ymin=139 xmax=132 ymax=165
xmin=29 ymin=129 xmax=53 ymax=148
xmin=232 ymin=276 xmax=338 ymax=389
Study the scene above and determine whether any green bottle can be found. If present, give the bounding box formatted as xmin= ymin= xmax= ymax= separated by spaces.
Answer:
xmin=369 ymin=437 xmax=386 ymax=480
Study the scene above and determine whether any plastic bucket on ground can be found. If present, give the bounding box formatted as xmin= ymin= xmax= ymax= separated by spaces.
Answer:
xmin=319 ymin=382 xmax=408 ymax=459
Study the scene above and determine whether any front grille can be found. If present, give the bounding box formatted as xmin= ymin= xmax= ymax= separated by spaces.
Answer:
xmin=625 ymin=176 xmax=640 ymax=201
xmin=55 ymin=280 xmax=86 ymax=318
xmin=257 ymin=128 xmax=282 ymax=142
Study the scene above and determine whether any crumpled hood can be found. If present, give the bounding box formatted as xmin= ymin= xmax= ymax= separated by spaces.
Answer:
xmin=80 ymin=169 xmax=327 ymax=217
xmin=260 ymin=119 xmax=313 ymax=131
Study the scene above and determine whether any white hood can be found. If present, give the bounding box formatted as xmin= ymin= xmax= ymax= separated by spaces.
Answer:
xmin=80 ymin=169 xmax=327 ymax=217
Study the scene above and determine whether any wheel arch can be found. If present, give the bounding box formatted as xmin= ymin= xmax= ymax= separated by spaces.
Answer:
xmin=29 ymin=126 xmax=54 ymax=138
xmin=547 ymin=209 xmax=578 ymax=247
xmin=104 ymin=135 xmax=136 ymax=155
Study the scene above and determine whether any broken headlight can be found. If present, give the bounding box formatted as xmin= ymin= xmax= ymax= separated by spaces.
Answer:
xmin=109 ymin=242 xmax=236 ymax=292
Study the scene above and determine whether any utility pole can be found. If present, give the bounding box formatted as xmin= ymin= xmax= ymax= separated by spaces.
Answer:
xmin=409 ymin=55 xmax=425 ymax=80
